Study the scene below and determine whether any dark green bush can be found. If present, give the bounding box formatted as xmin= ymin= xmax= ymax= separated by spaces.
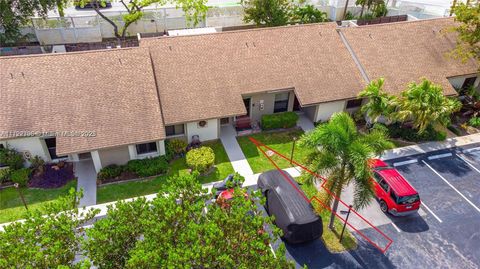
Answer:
xmin=0 ymin=147 xmax=24 ymax=170
xmin=377 ymin=123 xmax=447 ymax=142
xmin=186 ymin=147 xmax=215 ymax=174
xmin=468 ymin=117 xmax=480 ymax=127
xmin=98 ymin=164 xmax=124 ymax=181
xmin=447 ymin=125 xmax=462 ymax=136
xmin=0 ymin=167 xmax=11 ymax=184
xmin=261 ymin=112 xmax=299 ymax=130
xmin=126 ymin=156 xmax=168 ymax=178
xmin=11 ymin=168 xmax=31 ymax=187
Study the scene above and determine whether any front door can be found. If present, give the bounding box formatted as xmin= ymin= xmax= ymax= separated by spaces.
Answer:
xmin=243 ymin=98 xmax=251 ymax=117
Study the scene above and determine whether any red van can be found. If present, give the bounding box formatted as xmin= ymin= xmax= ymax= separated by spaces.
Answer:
xmin=370 ymin=159 xmax=421 ymax=216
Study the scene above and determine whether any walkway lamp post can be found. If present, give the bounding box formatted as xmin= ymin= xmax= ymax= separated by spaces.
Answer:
xmin=14 ymin=183 xmax=28 ymax=211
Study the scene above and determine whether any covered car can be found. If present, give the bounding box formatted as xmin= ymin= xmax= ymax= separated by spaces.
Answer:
xmin=257 ymin=170 xmax=323 ymax=244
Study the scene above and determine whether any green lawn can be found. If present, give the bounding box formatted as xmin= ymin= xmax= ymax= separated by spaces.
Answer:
xmin=236 ymin=130 xmax=314 ymax=173
xmin=97 ymin=140 xmax=234 ymax=204
xmin=0 ymin=180 xmax=77 ymax=224
xmin=300 ymin=183 xmax=357 ymax=252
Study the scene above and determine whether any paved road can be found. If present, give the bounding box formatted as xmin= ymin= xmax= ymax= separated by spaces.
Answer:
xmin=285 ymin=144 xmax=480 ymax=269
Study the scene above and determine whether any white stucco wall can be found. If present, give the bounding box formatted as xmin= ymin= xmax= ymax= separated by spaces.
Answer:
xmin=186 ymin=119 xmax=219 ymax=143
xmin=315 ymin=100 xmax=346 ymax=122
xmin=1 ymin=137 xmax=50 ymax=164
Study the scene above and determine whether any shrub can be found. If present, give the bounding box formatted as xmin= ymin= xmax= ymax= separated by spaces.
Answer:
xmin=261 ymin=112 xmax=299 ymax=130
xmin=126 ymin=156 xmax=168 ymax=178
xmin=186 ymin=147 xmax=215 ymax=174
xmin=98 ymin=164 xmax=124 ymax=181
xmin=0 ymin=147 xmax=24 ymax=170
xmin=166 ymin=139 xmax=187 ymax=156
xmin=383 ymin=123 xmax=446 ymax=142
xmin=468 ymin=117 xmax=480 ymax=127
xmin=447 ymin=125 xmax=462 ymax=136
xmin=29 ymin=155 xmax=45 ymax=171
xmin=0 ymin=167 xmax=11 ymax=184
xmin=11 ymin=168 xmax=31 ymax=187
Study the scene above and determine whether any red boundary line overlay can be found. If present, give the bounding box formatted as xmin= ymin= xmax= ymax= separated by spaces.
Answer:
xmin=249 ymin=137 xmax=393 ymax=253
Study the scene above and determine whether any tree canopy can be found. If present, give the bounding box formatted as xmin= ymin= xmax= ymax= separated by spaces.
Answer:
xmin=241 ymin=0 xmax=328 ymax=27
xmin=1 ymin=174 xmax=293 ymax=268
xmin=299 ymin=112 xmax=393 ymax=229
xmin=450 ymin=2 xmax=480 ymax=71
xmin=358 ymin=78 xmax=395 ymax=124
xmin=393 ymin=79 xmax=462 ymax=133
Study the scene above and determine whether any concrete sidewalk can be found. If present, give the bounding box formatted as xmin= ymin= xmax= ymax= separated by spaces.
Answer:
xmin=75 ymin=159 xmax=97 ymax=207
xmin=381 ymin=133 xmax=480 ymax=160
xmin=220 ymin=125 xmax=254 ymax=177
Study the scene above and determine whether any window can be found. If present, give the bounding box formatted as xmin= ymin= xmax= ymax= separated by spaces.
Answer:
xmin=346 ymin=99 xmax=363 ymax=109
xmin=165 ymin=124 xmax=185 ymax=137
xmin=390 ymin=190 xmax=398 ymax=203
xmin=373 ymin=172 xmax=383 ymax=183
xmin=136 ymin=142 xmax=158 ymax=155
xmin=274 ymin=92 xmax=289 ymax=113
xmin=378 ymin=179 xmax=390 ymax=193
xmin=44 ymin=138 xmax=66 ymax=160
xmin=220 ymin=117 xmax=230 ymax=125
xmin=461 ymin=77 xmax=477 ymax=90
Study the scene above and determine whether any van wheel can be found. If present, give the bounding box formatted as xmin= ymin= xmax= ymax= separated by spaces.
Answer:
xmin=380 ymin=200 xmax=388 ymax=213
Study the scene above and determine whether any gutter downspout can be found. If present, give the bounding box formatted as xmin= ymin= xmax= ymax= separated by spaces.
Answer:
xmin=336 ymin=29 xmax=371 ymax=84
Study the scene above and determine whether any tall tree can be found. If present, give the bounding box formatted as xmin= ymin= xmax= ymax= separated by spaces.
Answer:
xmin=358 ymin=78 xmax=396 ymax=124
xmin=299 ymin=112 xmax=393 ymax=229
xmin=449 ymin=2 xmax=480 ymax=72
xmin=78 ymin=0 xmax=208 ymax=43
xmin=393 ymin=79 xmax=462 ymax=133
xmin=0 ymin=189 xmax=98 ymax=268
xmin=0 ymin=0 xmax=67 ymax=45
xmin=241 ymin=0 xmax=292 ymax=27
xmin=83 ymin=174 xmax=293 ymax=268
xmin=291 ymin=4 xmax=328 ymax=24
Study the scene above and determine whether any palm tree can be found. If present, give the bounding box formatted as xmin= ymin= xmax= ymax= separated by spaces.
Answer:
xmin=358 ymin=78 xmax=396 ymax=124
xmin=299 ymin=112 xmax=393 ymax=229
xmin=393 ymin=79 xmax=462 ymax=133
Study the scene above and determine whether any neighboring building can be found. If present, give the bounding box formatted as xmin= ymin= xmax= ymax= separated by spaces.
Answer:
xmin=1 ymin=18 xmax=478 ymax=173
xmin=0 ymin=48 xmax=166 ymax=173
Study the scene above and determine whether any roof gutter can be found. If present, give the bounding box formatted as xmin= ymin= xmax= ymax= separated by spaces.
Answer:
xmin=337 ymin=29 xmax=370 ymax=83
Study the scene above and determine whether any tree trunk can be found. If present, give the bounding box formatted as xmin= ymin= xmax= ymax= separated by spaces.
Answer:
xmin=328 ymin=193 xmax=341 ymax=230
xmin=450 ymin=0 xmax=457 ymax=16
xmin=360 ymin=4 xmax=365 ymax=17
xmin=343 ymin=0 xmax=350 ymax=20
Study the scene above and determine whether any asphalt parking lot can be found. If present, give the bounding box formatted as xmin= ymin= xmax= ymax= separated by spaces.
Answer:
xmin=284 ymin=143 xmax=480 ymax=269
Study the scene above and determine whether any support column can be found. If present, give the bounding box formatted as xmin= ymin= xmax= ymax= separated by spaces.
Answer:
xmin=128 ymin=145 xmax=137 ymax=160
xmin=158 ymin=140 xmax=166 ymax=156
xmin=91 ymin=151 xmax=102 ymax=173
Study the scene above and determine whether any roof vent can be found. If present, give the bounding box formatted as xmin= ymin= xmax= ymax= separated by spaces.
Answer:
xmin=118 ymin=58 xmax=123 ymax=65
xmin=368 ymin=33 xmax=373 ymax=39
xmin=245 ymin=42 xmax=249 ymax=48
xmin=168 ymin=45 xmax=172 ymax=51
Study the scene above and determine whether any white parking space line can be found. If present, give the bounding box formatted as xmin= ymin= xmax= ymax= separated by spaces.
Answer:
xmin=421 ymin=203 xmax=442 ymax=223
xmin=462 ymin=147 xmax=480 ymax=154
xmin=457 ymin=154 xmax=480 ymax=175
xmin=391 ymin=222 xmax=401 ymax=232
xmin=393 ymin=159 xmax=418 ymax=167
xmin=422 ymin=160 xmax=480 ymax=213
xmin=427 ymin=153 xmax=452 ymax=160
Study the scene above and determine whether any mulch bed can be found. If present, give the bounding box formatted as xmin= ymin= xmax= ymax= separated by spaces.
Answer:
xmin=29 ymin=162 xmax=75 ymax=189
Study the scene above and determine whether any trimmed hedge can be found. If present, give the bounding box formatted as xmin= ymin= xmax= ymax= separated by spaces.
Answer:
xmin=261 ymin=112 xmax=299 ymax=130
xmin=98 ymin=164 xmax=124 ymax=181
xmin=126 ymin=156 xmax=169 ymax=178
xmin=186 ymin=147 xmax=215 ymax=174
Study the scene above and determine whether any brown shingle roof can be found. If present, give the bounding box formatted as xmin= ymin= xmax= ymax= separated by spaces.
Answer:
xmin=0 ymin=48 xmax=165 ymax=155
xmin=340 ymin=17 xmax=478 ymax=96
xmin=141 ymin=23 xmax=366 ymax=125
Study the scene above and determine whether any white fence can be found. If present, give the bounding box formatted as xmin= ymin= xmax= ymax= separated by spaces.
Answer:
xmin=22 ymin=1 xmax=449 ymax=45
